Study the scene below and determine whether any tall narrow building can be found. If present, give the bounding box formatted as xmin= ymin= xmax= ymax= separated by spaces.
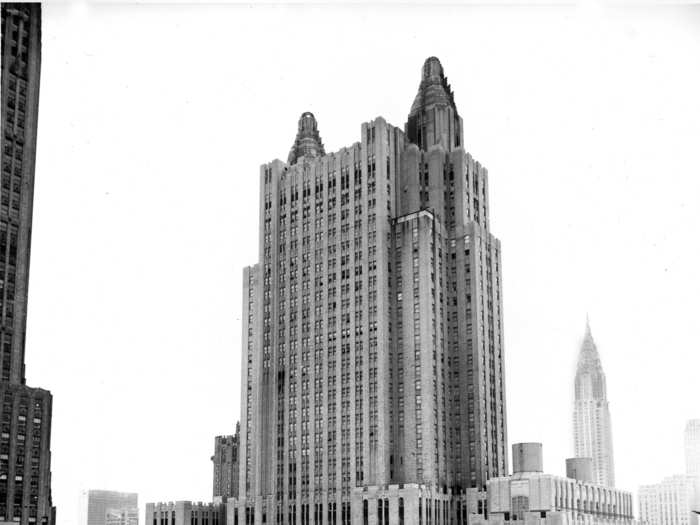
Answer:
xmin=685 ymin=419 xmax=700 ymax=478
xmin=573 ymin=320 xmax=615 ymax=487
xmin=0 ymin=4 xmax=55 ymax=524
xmin=235 ymin=57 xmax=507 ymax=525
xmin=212 ymin=423 xmax=240 ymax=499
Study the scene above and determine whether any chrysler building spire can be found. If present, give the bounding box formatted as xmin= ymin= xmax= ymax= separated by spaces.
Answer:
xmin=573 ymin=318 xmax=616 ymax=486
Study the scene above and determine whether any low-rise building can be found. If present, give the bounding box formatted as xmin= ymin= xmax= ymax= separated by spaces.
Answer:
xmin=145 ymin=501 xmax=225 ymax=525
xmin=470 ymin=443 xmax=635 ymax=525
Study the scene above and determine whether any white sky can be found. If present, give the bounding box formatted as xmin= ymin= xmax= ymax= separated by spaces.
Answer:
xmin=16 ymin=2 xmax=700 ymax=524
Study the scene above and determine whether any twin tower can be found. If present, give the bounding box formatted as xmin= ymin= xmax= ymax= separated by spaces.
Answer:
xmin=236 ymin=58 xmax=507 ymax=525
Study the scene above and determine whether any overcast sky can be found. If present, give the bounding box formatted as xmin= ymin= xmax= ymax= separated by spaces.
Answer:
xmin=16 ymin=2 xmax=700 ymax=523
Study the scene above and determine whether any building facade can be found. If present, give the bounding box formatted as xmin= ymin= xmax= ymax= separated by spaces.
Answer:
xmin=573 ymin=321 xmax=615 ymax=487
xmin=105 ymin=508 xmax=139 ymax=525
xmin=213 ymin=423 xmax=240 ymax=499
xmin=639 ymin=476 xmax=697 ymax=525
xmin=471 ymin=443 xmax=634 ymax=525
xmin=0 ymin=4 xmax=54 ymax=524
xmin=685 ymin=420 xmax=700 ymax=479
xmin=236 ymin=57 xmax=508 ymax=525
xmin=79 ymin=491 xmax=138 ymax=525
xmin=146 ymin=501 xmax=225 ymax=525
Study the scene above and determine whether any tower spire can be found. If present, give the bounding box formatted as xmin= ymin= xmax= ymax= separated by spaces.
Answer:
xmin=288 ymin=111 xmax=325 ymax=165
xmin=573 ymin=318 xmax=615 ymax=486
xmin=405 ymin=56 xmax=463 ymax=151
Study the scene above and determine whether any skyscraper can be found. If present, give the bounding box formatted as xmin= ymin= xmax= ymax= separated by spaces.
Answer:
xmin=236 ymin=57 xmax=507 ymax=525
xmin=213 ymin=423 xmax=240 ymax=499
xmin=685 ymin=419 xmax=700 ymax=478
xmin=573 ymin=320 xmax=615 ymax=487
xmin=0 ymin=4 xmax=54 ymax=524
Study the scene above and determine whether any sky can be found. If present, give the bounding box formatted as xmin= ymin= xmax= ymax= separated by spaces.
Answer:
xmin=12 ymin=1 xmax=700 ymax=523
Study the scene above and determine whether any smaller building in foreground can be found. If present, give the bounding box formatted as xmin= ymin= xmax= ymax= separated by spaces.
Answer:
xmin=470 ymin=443 xmax=634 ymax=525
xmin=145 ymin=501 xmax=225 ymax=525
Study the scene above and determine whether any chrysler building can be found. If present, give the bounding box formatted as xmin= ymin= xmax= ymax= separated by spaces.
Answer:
xmin=573 ymin=320 xmax=615 ymax=487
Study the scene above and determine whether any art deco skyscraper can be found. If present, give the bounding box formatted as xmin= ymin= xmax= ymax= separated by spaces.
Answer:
xmin=573 ymin=320 xmax=615 ymax=487
xmin=1 ymin=4 xmax=55 ymax=524
xmin=236 ymin=57 xmax=507 ymax=525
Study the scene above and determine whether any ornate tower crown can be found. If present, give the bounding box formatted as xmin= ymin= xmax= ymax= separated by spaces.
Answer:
xmin=575 ymin=318 xmax=607 ymax=400
xmin=406 ymin=57 xmax=462 ymax=151
xmin=288 ymin=111 xmax=325 ymax=165
xmin=408 ymin=56 xmax=458 ymax=118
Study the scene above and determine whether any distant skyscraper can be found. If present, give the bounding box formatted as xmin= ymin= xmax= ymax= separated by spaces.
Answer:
xmin=573 ymin=320 xmax=615 ymax=486
xmin=0 ymin=4 xmax=54 ymax=524
xmin=212 ymin=423 xmax=240 ymax=499
xmin=639 ymin=475 xmax=697 ymax=525
xmin=105 ymin=508 xmax=138 ymax=525
xmin=79 ymin=490 xmax=138 ymax=525
xmin=685 ymin=420 xmax=700 ymax=478
xmin=236 ymin=57 xmax=508 ymax=525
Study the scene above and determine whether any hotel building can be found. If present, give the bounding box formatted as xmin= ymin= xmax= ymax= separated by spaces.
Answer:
xmin=235 ymin=57 xmax=507 ymax=525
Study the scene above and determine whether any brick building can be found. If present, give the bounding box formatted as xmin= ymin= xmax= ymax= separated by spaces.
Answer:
xmin=0 ymin=4 xmax=54 ymax=524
